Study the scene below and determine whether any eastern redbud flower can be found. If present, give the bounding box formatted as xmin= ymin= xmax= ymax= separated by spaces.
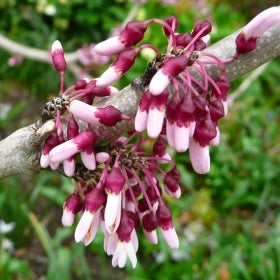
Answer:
xmin=147 ymin=90 xmax=168 ymax=138
xmin=69 ymin=100 xmax=129 ymax=127
xmin=97 ymin=48 xmax=138 ymax=87
xmin=40 ymin=127 xmax=64 ymax=170
xmin=149 ymin=54 xmax=190 ymax=96
xmin=51 ymin=40 xmax=67 ymax=73
xmin=112 ymin=211 xmax=138 ymax=268
xmin=49 ymin=130 xmax=97 ymax=170
xmin=95 ymin=21 xmax=149 ymax=55
xmin=62 ymin=192 xmax=83 ymax=226
xmin=104 ymin=165 xmax=126 ymax=233
xmin=164 ymin=167 xmax=181 ymax=198
xmin=75 ymin=187 xmax=106 ymax=245
xmin=235 ymin=6 xmax=280 ymax=54
xmin=156 ymin=200 xmax=179 ymax=249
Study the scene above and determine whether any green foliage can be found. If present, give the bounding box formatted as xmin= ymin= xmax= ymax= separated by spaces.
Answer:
xmin=1 ymin=1 xmax=280 ymax=279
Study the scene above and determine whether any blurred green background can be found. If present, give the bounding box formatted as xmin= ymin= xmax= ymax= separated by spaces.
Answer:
xmin=0 ymin=0 xmax=280 ymax=279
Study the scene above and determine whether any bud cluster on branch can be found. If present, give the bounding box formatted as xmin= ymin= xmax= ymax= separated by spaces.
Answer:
xmin=0 ymin=6 xmax=280 ymax=269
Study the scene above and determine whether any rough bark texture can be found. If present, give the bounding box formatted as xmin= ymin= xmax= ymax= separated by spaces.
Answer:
xmin=0 ymin=22 xmax=280 ymax=178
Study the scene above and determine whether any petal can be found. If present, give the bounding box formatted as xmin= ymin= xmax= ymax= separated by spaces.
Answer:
xmin=63 ymin=158 xmax=76 ymax=177
xmin=244 ymin=7 xmax=280 ymax=38
xmin=147 ymin=108 xmax=165 ymax=138
xmin=135 ymin=109 xmax=148 ymax=132
xmin=74 ymin=211 xmax=94 ymax=243
xmin=40 ymin=154 xmax=50 ymax=168
xmin=125 ymin=241 xmax=137 ymax=268
xmin=131 ymin=229 xmax=139 ymax=252
xmin=166 ymin=121 xmax=175 ymax=148
xmin=61 ymin=209 xmax=75 ymax=227
xmin=189 ymin=138 xmax=210 ymax=174
xmin=149 ymin=69 xmax=170 ymax=96
xmin=222 ymin=100 xmax=228 ymax=116
xmin=104 ymin=193 xmax=122 ymax=234
xmin=104 ymin=232 xmax=118 ymax=256
xmin=95 ymin=36 xmax=125 ymax=56
xmin=143 ymin=229 xmax=158 ymax=244
xmin=96 ymin=66 xmax=122 ymax=87
xmin=49 ymin=140 xmax=78 ymax=163
xmin=164 ymin=184 xmax=181 ymax=199
xmin=209 ymin=127 xmax=220 ymax=146
xmin=83 ymin=208 xmax=101 ymax=246
xmin=69 ymin=100 xmax=99 ymax=124
xmin=173 ymin=124 xmax=190 ymax=152
xmin=80 ymin=150 xmax=96 ymax=170
xmin=112 ymin=242 xmax=126 ymax=267
xmin=161 ymin=227 xmax=179 ymax=249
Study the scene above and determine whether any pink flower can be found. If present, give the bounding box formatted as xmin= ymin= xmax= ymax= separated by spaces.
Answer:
xmin=152 ymin=136 xmax=171 ymax=162
xmin=49 ymin=130 xmax=96 ymax=170
xmin=51 ymin=40 xmax=66 ymax=73
xmin=135 ymin=91 xmax=150 ymax=132
xmin=95 ymin=21 xmax=148 ymax=56
xmin=75 ymin=187 xmax=105 ymax=244
xmin=163 ymin=167 xmax=181 ymax=198
xmin=112 ymin=212 xmax=138 ymax=268
xmin=149 ymin=55 xmax=189 ymax=95
xmin=235 ymin=7 xmax=280 ymax=54
xmin=70 ymin=100 xmax=127 ymax=127
xmin=147 ymin=91 xmax=168 ymax=138
xmin=189 ymin=137 xmax=210 ymax=174
xmin=142 ymin=212 xmax=158 ymax=244
xmin=97 ymin=49 xmax=138 ymax=87
xmin=61 ymin=193 xmax=83 ymax=226
xmin=104 ymin=166 xmax=126 ymax=233
xmin=156 ymin=201 xmax=179 ymax=249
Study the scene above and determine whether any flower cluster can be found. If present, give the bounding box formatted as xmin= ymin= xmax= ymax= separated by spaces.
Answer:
xmin=40 ymin=8 xmax=279 ymax=268
xmin=63 ymin=134 xmax=180 ymax=268
xmin=41 ymin=38 xmax=180 ymax=268
xmin=94 ymin=16 xmax=229 ymax=174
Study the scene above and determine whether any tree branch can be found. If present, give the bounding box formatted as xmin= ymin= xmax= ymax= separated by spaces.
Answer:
xmin=0 ymin=22 xmax=280 ymax=179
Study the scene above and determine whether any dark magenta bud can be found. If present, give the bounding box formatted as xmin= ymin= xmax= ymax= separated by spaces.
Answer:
xmin=176 ymin=94 xmax=196 ymax=126
xmin=105 ymin=166 xmax=125 ymax=194
xmin=74 ymin=130 xmax=96 ymax=150
xmin=212 ymin=75 xmax=230 ymax=100
xmin=120 ymin=21 xmax=148 ymax=47
xmin=74 ymin=79 xmax=88 ymax=90
xmin=117 ymin=211 xmax=135 ymax=242
xmin=163 ymin=15 xmax=178 ymax=36
xmin=153 ymin=136 xmax=167 ymax=158
xmin=235 ymin=32 xmax=257 ymax=54
xmin=208 ymin=99 xmax=225 ymax=122
xmin=64 ymin=192 xmax=83 ymax=214
xmin=142 ymin=212 xmax=158 ymax=232
xmin=94 ymin=106 xmax=123 ymax=126
xmin=174 ymin=33 xmax=193 ymax=48
xmin=193 ymin=117 xmax=217 ymax=147
xmin=191 ymin=20 xmax=212 ymax=38
xmin=67 ymin=116 xmax=79 ymax=139
xmin=85 ymin=187 xmax=106 ymax=213
xmin=156 ymin=201 xmax=173 ymax=230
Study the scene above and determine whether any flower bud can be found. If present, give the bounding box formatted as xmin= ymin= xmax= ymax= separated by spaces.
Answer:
xmin=51 ymin=40 xmax=66 ymax=72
